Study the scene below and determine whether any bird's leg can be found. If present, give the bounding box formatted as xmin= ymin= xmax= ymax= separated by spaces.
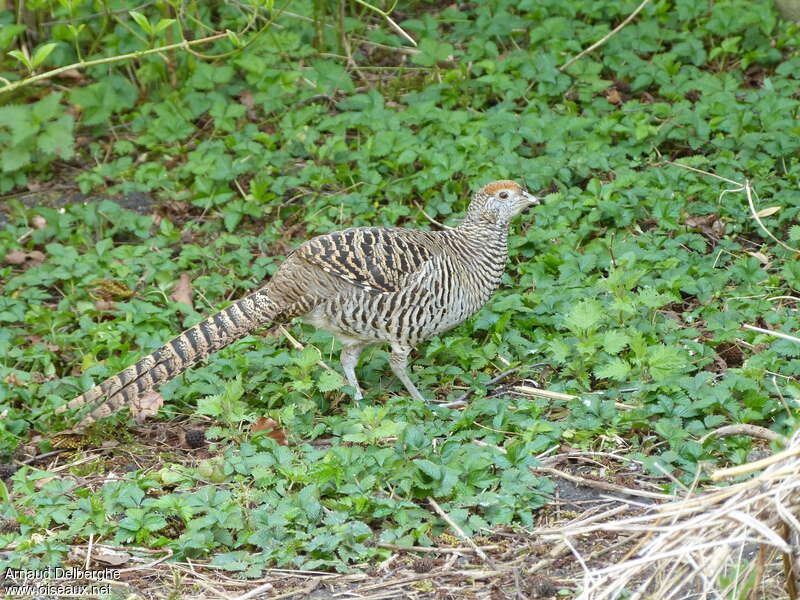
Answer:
xmin=340 ymin=340 xmax=370 ymax=400
xmin=389 ymin=343 xmax=426 ymax=403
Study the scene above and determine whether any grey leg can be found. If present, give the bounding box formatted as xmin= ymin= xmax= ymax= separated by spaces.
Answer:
xmin=389 ymin=343 xmax=426 ymax=403
xmin=340 ymin=341 xmax=369 ymax=400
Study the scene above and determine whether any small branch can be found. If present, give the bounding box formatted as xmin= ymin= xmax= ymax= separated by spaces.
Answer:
xmin=413 ymin=202 xmax=453 ymax=230
xmin=661 ymin=161 xmax=799 ymax=254
xmin=278 ymin=325 xmax=334 ymax=371
xmin=427 ymin=497 xmax=497 ymax=569
xmin=700 ymin=424 xmax=786 ymax=444
xmin=233 ymin=580 xmax=278 ymax=600
xmin=376 ymin=542 xmax=499 ymax=554
xmin=712 ymin=444 xmax=800 ymax=481
xmin=531 ymin=466 xmax=673 ymax=501
xmin=559 ymin=0 xmax=652 ymax=71
xmin=744 ymin=180 xmax=800 ymax=254
xmin=514 ymin=385 xmax=575 ymax=402
xmin=659 ymin=159 xmax=743 ymax=187
xmin=1 ymin=32 xmax=228 ymax=95
xmin=351 ymin=0 xmax=416 ymax=46
xmin=442 ymin=367 xmax=519 ymax=408
xmin=743 ymin=324 xmax=800 ymax=345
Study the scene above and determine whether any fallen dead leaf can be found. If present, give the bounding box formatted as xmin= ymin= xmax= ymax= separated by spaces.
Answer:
xmin=684 ymin=213 xmax=725 ymax=237
xmin=252 ymin=417 xmax=289 ymax=445
xmin=131 ymin=391 xmax=164 ymax=424
xmin=239 ymin=90 xmax=255 ymax=109
xmin=94 ymin=299 xmax=117 ymax=312
xmin=746 ymin=251 xmax=770 ymax=266
xmin=606 ymin=88 xmax=622 ymax=105
xmin=57 ymin=68 xmax=86 ymax=81
xmin=93 ymin=549 xmax=131 ymax=567
xmin=170 ymin=273 xmax=193 ymax=308
xmin=25 ymin=250 xmax=45 ymax=267
xmin=753 ymin=206 xmax=781 ymax=218
xmin=4 ymin=250 xmax=28 ymax=265
xmin=4 ymin=373 xmax=23 ymax=386
xmin=31 ymin=215 xmax=47 ymax=229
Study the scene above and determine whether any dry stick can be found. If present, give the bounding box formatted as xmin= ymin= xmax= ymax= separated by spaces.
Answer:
xmin=278 ymin=325 xmax=334 ymax=371
xmin=376 ymin=542 xmax=499 ymax=554
xmin=712 ymin=444 xmax=800 ymax=481
xmin=514 ymin=385 xmax=635 ymax=411
xmin=664 ymin=160 xmax=799 ymax=254
xmin=699 ymin=423 xmax=786 ymax=444
xmin=117 ymin=548 xmax=174 ymax=573
xmin=1 ymin=32 xmax=228 ymax=95
xmin=532 ymin=466 xmax=673 ymax=501
xmin=744 ymin=180 xmax=800 ymax=254
xmin=427 ymin=497 xmax=498 ymax=569
xmin=351 ymin=0 xmax=417 ymax=47
xmin=743 ymin=323 xmax=800 ymax=345
xmin=85 ymin=533 xmax=94 ymax=570
xmin=559 ymin=0 xmax=652 ymax=71
xmin=450 ymin=367 xmax=519 ymax=405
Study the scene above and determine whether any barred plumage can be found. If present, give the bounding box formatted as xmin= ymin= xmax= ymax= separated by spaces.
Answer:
xmin=57 ymin=180 xmax=539 ymax=430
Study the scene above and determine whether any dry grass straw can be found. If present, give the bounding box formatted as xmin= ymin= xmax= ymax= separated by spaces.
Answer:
xmin=547 ymin=429 xmax=800 ymax=599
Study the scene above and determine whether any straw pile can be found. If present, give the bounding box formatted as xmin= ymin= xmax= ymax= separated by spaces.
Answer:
xmin=546 ymin=429 xmax=800 ymax=599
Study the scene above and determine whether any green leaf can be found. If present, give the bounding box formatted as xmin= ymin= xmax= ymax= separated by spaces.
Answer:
xmin=0 ymin=25 xmax=26 ymax=51
xmin=38 ymin=114 xmax=75 ymax=159
xmin=32 ymin=92 xmax=64 ymax=122
xmin=295 ymin=345 xmax=321 ymax=371
xmin=1 ymin=147 xmax=30 ymax=172
xmin=317 ymin=370 xmax=344 ymax=392
xmin=154 ymin=18 xmax=176 ymax=34
xmin=31 ymin=42 xmax=58 ymax=68
xmin=129 ymin=10 xmax=153 ymax=34
xmin=602 ymin=330 xmax=630 ymax=354
xmin=594 ymin=358 xmax=631 ymax=381
xmin=564 ymin=299 xmax=603 ymax=334
xmin=226 ymin=29 xmax=243 ymax=48
xmin=8 ymin=49 xmax=32 ymax=71
xmin=311 ymin=60 xmax=354 ymax=93
xmin=412 ymin=39 xmax=454 ymax=67
xmin=646 ymin=345 xmax=687 ymax=382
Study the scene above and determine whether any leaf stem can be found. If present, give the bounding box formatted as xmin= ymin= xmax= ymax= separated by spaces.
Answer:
xmin=1 ymin=31 xmax=228 ymax=96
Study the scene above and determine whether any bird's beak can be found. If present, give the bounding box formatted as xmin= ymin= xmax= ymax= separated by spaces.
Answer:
xmin=523 ymin=190 xmax=541 ymax=209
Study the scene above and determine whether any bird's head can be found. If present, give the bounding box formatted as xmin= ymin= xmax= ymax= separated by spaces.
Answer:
xmin=464 ymin=180 xmax=540 ymax=227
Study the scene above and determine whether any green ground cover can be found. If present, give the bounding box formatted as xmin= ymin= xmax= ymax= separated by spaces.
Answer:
xmin=0 ymin=0 xmax=799 ymax=584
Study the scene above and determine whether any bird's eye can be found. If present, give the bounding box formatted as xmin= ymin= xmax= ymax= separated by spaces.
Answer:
xmin=499 ymin=191 xmax=509 ymax=199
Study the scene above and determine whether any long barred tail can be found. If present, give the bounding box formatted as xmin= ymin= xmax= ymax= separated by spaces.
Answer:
xmin=57 ymin=288 xmax=280 ymax=430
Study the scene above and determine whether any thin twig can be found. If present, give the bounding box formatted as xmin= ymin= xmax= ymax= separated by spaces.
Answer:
xmin=559 ymin=0 xmax=652 ymax=71
xmin=699 ymin=424 xmax=786 ymax=444
xmin=743 ymin=324 xmax=800 ymax=345
xmin=662 ymin=161 xmax=799 ymax=254
xmin=1 ymin=32 xmax=228 ymax=95
xmin=376 ymin=542 xmax=499 ymax=554
xmin=413 ymin=202 xmax=453 ymax=230
xmin=449 ymin=367 xmax=519 ymax=405
xmin=278 ymin=325 xmax=334 ymax=371
xmin=427 ymin=497 xmax=497 ymax=569
xmin=531 ymin=466 xmax=673 ymax=501
xmin=660 ymin=159 xmax=743 ymax=186
xmin=744 ymin=181 xmax=800 ymax=254
xmin=350 ymin=0 xmax=417 ymax=46
xmin=712 ymin=444 xmax=800 ymax=481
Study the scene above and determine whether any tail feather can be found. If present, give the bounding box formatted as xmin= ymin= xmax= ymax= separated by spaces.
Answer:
xmin=59 ymin=288 xmax=279 ymax=430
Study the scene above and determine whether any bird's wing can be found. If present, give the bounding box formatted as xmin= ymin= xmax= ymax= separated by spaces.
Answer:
xmin=290 ymin=227 xmax=436 ymax=293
